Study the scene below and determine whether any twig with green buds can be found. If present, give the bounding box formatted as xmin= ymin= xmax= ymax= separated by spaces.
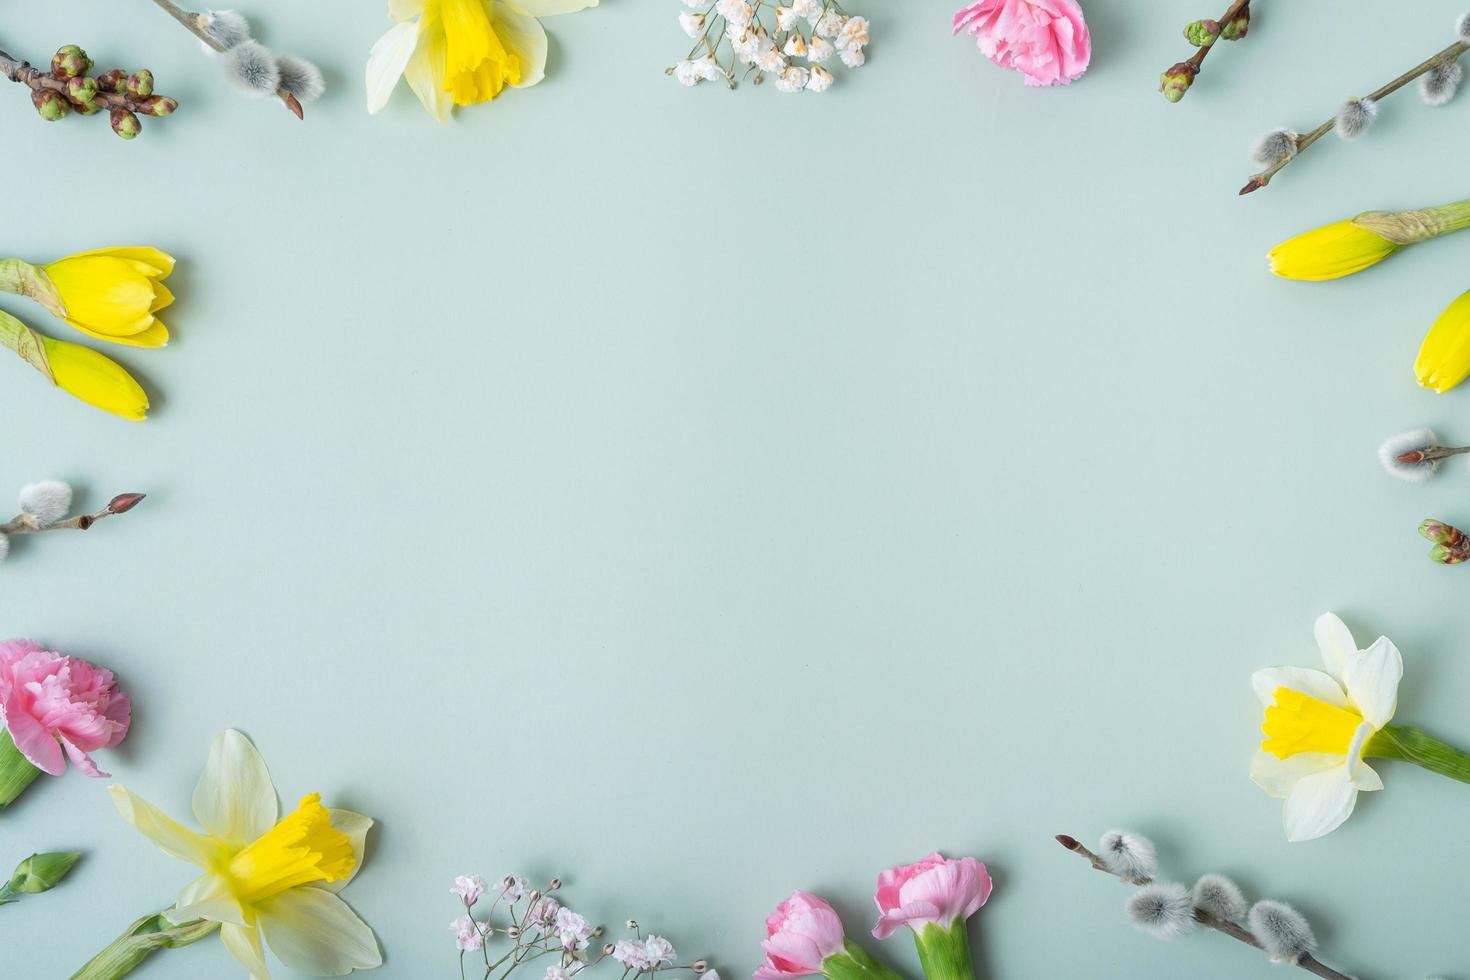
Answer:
xmin=0 ymin=852 xmax=81 ymax=907
xmin=1240 ymin=15 xmax=1470 ymax=194
xmin=1056 ymin=833 xmax=1353 ymax=980
xmin=1420 ymin=520 xmax=1470 ymax=564
xmin=0 ymin=44 xmax=177 ymax=139
xmin=1159 ymin=0 xmax=1252 ymax=102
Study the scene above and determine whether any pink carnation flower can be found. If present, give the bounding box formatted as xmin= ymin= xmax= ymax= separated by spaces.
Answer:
xmin=952 ymin=0 xmax=1091 ymax=87
xmin=871 ymin=852 xmax=992 ymax=940
xmin=0 ymin=639 xmax=131 ymax=777
xmin=753 ymin=891 xmax=846 ymax=980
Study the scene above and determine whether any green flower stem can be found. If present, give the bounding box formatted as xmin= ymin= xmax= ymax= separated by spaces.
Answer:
xmin=1367 ymin=724 xmax=1470 ymax=783
xmin=70 ymin=912 xmax=219 ymax=980
xmin=0 ymin=258 xmax=63 ymax=316
xmin=823 ymin=941 xmax=907 ymax=980
xmin=911 ymin=922 xmax=975 ymax=980
xmin=0 ymin=730 xmax=42 ymax=808
xmin=1353 ymin=199 xmax=1470 ymax=245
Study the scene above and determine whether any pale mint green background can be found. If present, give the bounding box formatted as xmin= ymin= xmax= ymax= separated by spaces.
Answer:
xmin=5 ymin=0 xmax=1470 ymax=976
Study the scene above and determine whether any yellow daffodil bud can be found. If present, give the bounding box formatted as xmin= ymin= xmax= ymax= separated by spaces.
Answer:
xmin=0 ymin=310 xmax=148 ymax=421
xmin=40 ymin=247 xmax=174 ymax=347
xmin=1269 ymin=201 xmax=1470 ymax=281
xmin=1416 ymin=288 xmax=1470 ymax=394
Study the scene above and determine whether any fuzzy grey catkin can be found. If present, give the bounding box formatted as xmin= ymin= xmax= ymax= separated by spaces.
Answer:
xmin=1190 ymin=874 xmax=1247 ymax=924
xmin=276 ymin=55 xmax=325 ymax=102
xmin=18 ymin=480 xmax=72 ymax=526
xmin=1127 ymin=882 xmax=1195 ymax=939
xmin=1098 ymin=830 xmax=1157 ymax=883
xmin=1421 ymin=60 xmax=1464 ymax=106
xmin=201 ymin=9 xmax=252 ymax=50
xmin=1248 ymin=900 xmax=1317 ymax=961
xmin=1378 ymin=428 xmax=1441 ymax=482
xmin=222 ymin=41 xmax=281 ymax=97
xmin=0 ymin=532 xmax=9 ymax=562
xmin=1335 ymin=97 xmax=1378 ymax=139
xmin=1459 ymin=12 xmax=1470 ymax=44
xmin=1250 ymin=128 xmax=1299 ymax=167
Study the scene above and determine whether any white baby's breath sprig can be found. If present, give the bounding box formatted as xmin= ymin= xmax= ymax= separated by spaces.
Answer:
xmin=0 ymin=482 xmax=145 ymax=564
xmin=449 ymin=875 xmax=713 ymax=980
xmin=147 ymin=1 xmax=325 ymax=117
xmin=1056 ymin=833 xmax=1355 ymax=980
xmin=666 ymin=0 xmax=870 ymax=93
xmin=1241 ymin=13 xmax=1470 ymax=193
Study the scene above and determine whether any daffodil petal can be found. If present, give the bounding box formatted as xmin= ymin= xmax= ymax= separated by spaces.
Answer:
xmin=150 ymin=281 xmax=174 ymax=313
xmin=174 ymin=873 xmax=249 ymax=926
xmin=1353 ymin=759 xmax=1384 ymax=792
xmin=493 ymin=3 xmax=548 ymax=88
xmin=62 ymin=247 xmax=174 ymax=278
xmin=1282 ymin=766 xmax=1358 ymax=842
xmin=1250 ymin=666 xmax=1347 ymax=709
xmin=44 ymin=257 xmax=157 ymax=332
xmin=40 ymin=337 xmax=149 ymax=420
xmin=1416 ymin=288 xmax=1470 ymax=394
xmin=509 ymin=0 xmax=597 ymax=15
xmin=403 ymin=11 xmax=451 ymax=121
xmin=317 ymin=810 xmax=373 ymax=893
xmin=109 ymin=785 xmax=225 ymax=869
xmin=65 ymin=318 xmax=169 ymax=349
xmin=257 ymin=888 xmax=383 ymax=975
xmin=367 ymin=20 xmax=421 ymax=113
xmin=221 ymin=922 xmax=272 ymax=980
xmin=1249 ymin=750 xmax=1340 ymax=798
xmin=390 ymin=0 xmax=427 ymax=20
xmin=1313 ymin=612 xmax=1355 ymax=681
xmin=193 ymin=729 xmax=279 ymax=848
xmin=1341 ymin=636 xmax=1403 ymax=729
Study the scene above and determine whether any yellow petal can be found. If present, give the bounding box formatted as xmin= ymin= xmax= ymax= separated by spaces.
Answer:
xmin=59 ymin=247 xmax=174 ymax=278
xmin=151 ymin=281 xmax=174 ymax=313
xmin=41 ymin=337 xmax=150 ymax=421
xmin=318 ymin=810 xmax=373 ymax=893
xmin=109 ymin=785 xmax=226 ymax=866
xmin=65 ymin=317 xmax=169 ymax=348
xmin=493 ymin=1 xmax=548 ymax=88
xmin=227 ymin=794 xmax=356 ymax=905
xmin=440 ymin=0 xmax=511 ymax=104
xmin=1416 ymin=288 xmax=1470 ymax=393
xmin=44 ymin=256 xmax=157 ymax=334
xmin=1267 ymin=220 xmax=1400 ymax=281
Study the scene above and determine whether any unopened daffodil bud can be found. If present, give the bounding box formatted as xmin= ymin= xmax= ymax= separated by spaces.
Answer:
xmin=0 ymin=310 xmax=149 ymax=421
xmin=1268 ymin=202 xmax=1470 ymax=281
xmin=0 ymin=247 xmax=175 ymax=347
xmin=1416 ymin=288 xmax=1470 ymax=393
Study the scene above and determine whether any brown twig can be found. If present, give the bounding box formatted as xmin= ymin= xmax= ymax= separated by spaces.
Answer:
xmin=1241 ymin=40 xmax=1470 ymax=194
xmin=0 ymin=48 xmax=176 ymax=120
xmin=1165 ymin=0 xmax=1251 ymax=95
xmin=1056 ymin=835 xmax=1354 ymax=980
xmin=146 ymin=0 xmax=303 ymax=118
xmin=0 ymin=494 xmax=145 ymax=536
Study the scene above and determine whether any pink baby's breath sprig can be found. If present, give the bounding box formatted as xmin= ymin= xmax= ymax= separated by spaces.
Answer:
xmin=449 ymin=873 xmax=714 ymax=980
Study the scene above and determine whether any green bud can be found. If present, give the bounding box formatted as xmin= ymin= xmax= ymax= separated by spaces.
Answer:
xmin=96 ymin=68 xmax=126 ymax=93
xmin=51 ymin=44 xmax=92 ymax=79
xmin=1159 ymin=63 xmax=1195 ymax=103
xmin=125 ymin=70 xmax=155 ymax=98
xmin=1419 ymin=519 xmax=1462 ymax=545
xmin=6 ymin=852 xmax=81 ymax=895
xmin=1184 ymin=19 xmax=1221 ymax=47
xmin=1221 ymin=11 xmax=1249 ymax=40
xmin=66 ymin=75 xmax=99 ymax=106
xmin=31 ymin=89 xmax=71 ymax=121
xmin=110 ymin=107 xmax=141 ymax=140
xmin=141 ymin=96 xmax=178 ymax=117
xmin=1430 ymin=543 xmax=1467 ymax=564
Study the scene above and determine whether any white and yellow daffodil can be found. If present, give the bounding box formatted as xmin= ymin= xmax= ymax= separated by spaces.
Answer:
xmin=1250 ymin=613 xmax=1403 ymax=842
xmin=109 ymin=730 xmax=381 ymax=978
xmin=366 ymin=0 xmax=597 ymax=121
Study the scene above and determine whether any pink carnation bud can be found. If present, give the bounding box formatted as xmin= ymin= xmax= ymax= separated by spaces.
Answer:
xmin=952 ymin=0 xmax=1091 ymax=87
xmin=871 ymin=852 xmax=992 ymax=940
xmin=0 ymin=640 xmax=131 ymax=777
xmin=752 ymin=891 xmax=846 ymax=980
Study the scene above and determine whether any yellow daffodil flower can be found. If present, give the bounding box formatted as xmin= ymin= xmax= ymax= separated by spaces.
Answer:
xmin=0 ymin=248 xmax=174 ymax=348
xmin=366 ymin=0 xmax=597 ymax=121
xmin=1268 ymin=201 xmax=1470 ymax=281
xmin=109 ymin=730 xmax=381 ymax=978
xmin=0 ymin=310 xmax=148 ymax=421
xmin=1250 ymin=613 xmax=1402 ymax=842
xmin=1415 ymin=287 xmax=1470 ymax=393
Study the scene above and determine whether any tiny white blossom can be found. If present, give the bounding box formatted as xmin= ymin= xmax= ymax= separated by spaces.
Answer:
xmin=775 ymin=65 xmax=810 ymax=91
xmin=500 ymin=874 xmax=530 ymax=902
xmin=674 ymin=59 xmax=702 ymax=85
xmin=776 ymin=5 xmax=799 ymax=30
xmin=680 ymin=0 xmax=707 ymax=6
xmin=529 ymin=895 xmax=562 ymax=926
xmin=839 ymin=45 xmax=865 ymax=68
xmin=806 ymin=35 xmax=834 ymax=63
xmin=814 ymin=9 xmax=845 ymax=37
xmin=835 ymin=15 xmax=868 ymax=49
xmin=453 ymin=915 xmax=485 ymax=952
xmin=643 ymin=937 xmax=676 ymax=967
xmin=679 ymin=11 xmax=705 ymax=36
xmin=792 ymin=0 xmax=823 ymax=24
xmin=715 ymin=0 xmax=754 ymax=28
xmin=756 ymin=47 xmax=787 ymax=72
xmin=451 ymin=875 xmax=486 ymax=906
xmin=694 ymin=55 xmax=726 ymax=81
xmin=555 ymin=908 xmax=593 ymax=951
xmin=783 ymin=33 xmax=808 ymax=57
xmin=806 ymin=65 xmax=833 ymax=91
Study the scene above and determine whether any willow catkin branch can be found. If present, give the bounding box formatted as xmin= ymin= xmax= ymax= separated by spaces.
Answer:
xmin=1240 ymin=39 xmax=1470 ymax=194
xmin=0 ymin=494 xmax=145 ymax=535
xmin=1055 ymin=835 xmax=1353 ymax=980
xmin=145 ymin=0 xmax=304 ymax=118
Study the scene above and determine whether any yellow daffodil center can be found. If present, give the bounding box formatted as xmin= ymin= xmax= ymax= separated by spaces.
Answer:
xmin=1261 ymin=687 xmax=1364 ymax=760
xmin=225 ymin=794 xmax=356 ymax=905
xmin=434 ymin=0 xmax=521 ymax=105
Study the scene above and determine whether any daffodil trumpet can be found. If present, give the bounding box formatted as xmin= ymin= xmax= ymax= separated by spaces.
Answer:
xmin=1268 ymin=199 xmax=1470 ymax=281
xmin=0 ymin=310 xmax=149 ymax=420
xmin=1252 ymin=612 xmax=1470 ymax=842
xmin=81 ymin=730 xmax=381 ymax=980
xmin=0 ymin=247 xmax=174 ymax=347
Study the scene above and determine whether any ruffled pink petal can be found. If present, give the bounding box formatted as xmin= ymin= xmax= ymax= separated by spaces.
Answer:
xmin=62 ymin=737 xmax=108 ymax=778
xmin=4 ymin=698 xmax=65 ymax=775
